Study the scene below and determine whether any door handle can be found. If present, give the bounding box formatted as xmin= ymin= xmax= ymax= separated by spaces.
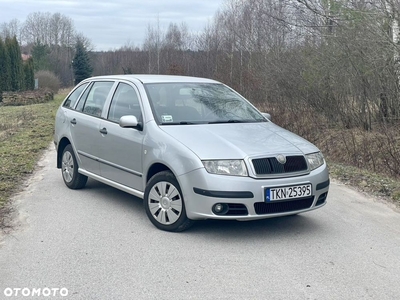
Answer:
xmin=70 ymin=118 xmax=77 ymax=125
xmin=99 ymin=128 xmax=107 ymax=135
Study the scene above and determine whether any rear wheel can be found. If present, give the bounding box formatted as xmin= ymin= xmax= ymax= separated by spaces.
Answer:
xmin=144 ymin=171 xmax=193 ymax=232
xmin=61 ymin=144 xmax=88 ymax=189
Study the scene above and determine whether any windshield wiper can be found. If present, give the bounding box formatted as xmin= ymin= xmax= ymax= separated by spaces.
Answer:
xmin=160 ymin=121 xmax=197 ymax=125
xmin=208 ymin=119 xmax=248 ymax=124
xmin=208 ymin=118 xmax=268 ymax=124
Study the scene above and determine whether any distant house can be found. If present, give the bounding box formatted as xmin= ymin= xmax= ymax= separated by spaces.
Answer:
xmin=21 ymin=54 xmax=31 ymax=61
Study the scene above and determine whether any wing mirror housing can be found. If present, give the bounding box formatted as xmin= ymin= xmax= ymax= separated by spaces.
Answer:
xmin=119 ymin=115 xmax=143 ymax=131
xmin=261 ymin=112 xmax=271 ymax=121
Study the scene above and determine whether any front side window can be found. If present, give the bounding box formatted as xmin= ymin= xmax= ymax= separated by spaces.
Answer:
xmin=144 ymin=83 xmax=265 ymax=125
xmin=81 ymin=81 xmax=114 ymax=117
xmin=108 ymin=83 xmax=142 ymax=123
xmin=63 ymin=83 xmax=88 ymax=109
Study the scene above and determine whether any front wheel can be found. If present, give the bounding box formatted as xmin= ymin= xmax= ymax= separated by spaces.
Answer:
xmin=144 ymin=171 xmax=193 ymax=232
xmin=61 ymin=144 xmax=88 ymax=189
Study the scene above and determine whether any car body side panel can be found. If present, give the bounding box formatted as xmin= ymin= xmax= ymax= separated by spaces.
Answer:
xmin=141 ymin=122 xmax=204 ymax=186
xmin=65 ymin=109 xmax=102 ymax=175
xmin=98 ymin=120 xmax=144 ymax=191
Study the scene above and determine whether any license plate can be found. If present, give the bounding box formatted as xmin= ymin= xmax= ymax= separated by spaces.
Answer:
xmin=266 ymin=184 xmax=312 ymax=201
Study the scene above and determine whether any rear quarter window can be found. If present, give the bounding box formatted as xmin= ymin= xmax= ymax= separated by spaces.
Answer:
xmin=63 ymin=83 xmax=89 ymax=109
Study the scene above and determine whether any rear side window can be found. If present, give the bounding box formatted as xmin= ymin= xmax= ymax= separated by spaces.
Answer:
xmin=81 ymin=81 xmax=114 ymax=117
xmin=63 ymin=83 xmax=88 ymax=109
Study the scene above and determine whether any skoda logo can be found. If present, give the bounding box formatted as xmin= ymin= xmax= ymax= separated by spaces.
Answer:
xmin=276 ymin=154 xmax=286 ymax=164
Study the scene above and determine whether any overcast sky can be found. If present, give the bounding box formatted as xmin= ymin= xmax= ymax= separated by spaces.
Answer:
xmin=0 ymin=0 xmax=223 ymax=51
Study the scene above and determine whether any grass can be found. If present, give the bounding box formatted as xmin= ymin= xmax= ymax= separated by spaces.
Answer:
xmin=0 ymin=93 xmax=65 ymax=207
xmin=328 ymin=161 xmax=400 ymax=205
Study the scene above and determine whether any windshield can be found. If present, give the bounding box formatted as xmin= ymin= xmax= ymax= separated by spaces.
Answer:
xmin=144 ymin=83 xmax=266 ymax=125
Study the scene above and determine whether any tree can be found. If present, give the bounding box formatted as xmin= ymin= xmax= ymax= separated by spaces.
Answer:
xmin=0 ymin=19 xmax=22 ymax=42
xmin=21 ymin=11 xmax=84 ymax=86
xmin=143 ymin=17 xmax=163 ymax=74
xmin=0 ymin=37 xmax=11 ymax=93
xmin=22 ymin=12 xmax=51 ymax=45
xmin=31 ymin=40 xmax=50 ymax=71
xmin=23 ymin=57 xmax=35 ymax=90
xmin=0 ymin=37 xmax=1 ymax=103
xmin=5 ymin=36 xmax=23 ymax=91
xmin=72 ymin=39 xmax=93 ymax=85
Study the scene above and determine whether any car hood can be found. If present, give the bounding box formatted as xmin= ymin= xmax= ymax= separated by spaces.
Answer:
xmin=160 ymin=122 xmax=319 ymax=159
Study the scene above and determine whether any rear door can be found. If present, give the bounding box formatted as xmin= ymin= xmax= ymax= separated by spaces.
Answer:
xmin=68 ymin=81 xmax=115 ymax=175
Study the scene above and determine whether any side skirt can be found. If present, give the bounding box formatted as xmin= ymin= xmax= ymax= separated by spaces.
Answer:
xmin=79 ymin=168 xmax=144 ymax=199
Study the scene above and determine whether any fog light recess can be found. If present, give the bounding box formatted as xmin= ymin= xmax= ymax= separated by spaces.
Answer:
xmin=212 ymin=203 xmax=229 ymax=215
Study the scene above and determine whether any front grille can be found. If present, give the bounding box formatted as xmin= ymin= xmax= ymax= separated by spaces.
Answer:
xmin=254 ymin=196 xmax=314 ymax=214
xmin=252 ymin=155 xmax=308 ymax=175
xmin=316 ymin=192 xmax=328 ymax=206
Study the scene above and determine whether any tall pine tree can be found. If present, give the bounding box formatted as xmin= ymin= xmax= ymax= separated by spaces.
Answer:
xmin=0 ymin=38 xmax=4 ymax=101
xmin=6 ymin=36 xmax=24 ymax=91
xmin=0 ymin=37 xmax=11 ymax=93
xmin=72 ymin=40 xmax=93 ymax=85
xmin=23 ymin=57 xmax=35 ymax=91
xmin=31 ymin=40 xmax=50 ymax=72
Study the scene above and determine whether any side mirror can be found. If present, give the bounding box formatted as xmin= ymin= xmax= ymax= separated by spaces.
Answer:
xmin=119 ymin=115 xmax=143 ymax=130
xmin=261 ymin=113 xmax=271 ymax=121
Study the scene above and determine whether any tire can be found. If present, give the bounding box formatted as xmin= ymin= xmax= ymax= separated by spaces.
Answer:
xmin=144 ymin=171 xmax=194 ymax=232
xmin=61 ymin=144 xmax=88 ymax=189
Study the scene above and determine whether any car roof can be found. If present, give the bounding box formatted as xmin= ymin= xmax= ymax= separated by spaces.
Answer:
xmin=84 ymin=74 xmax=220 ymax=84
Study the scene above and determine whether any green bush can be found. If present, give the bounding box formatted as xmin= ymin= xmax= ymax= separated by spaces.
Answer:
xmin=35 ymin=70 xmax=61 ymax=93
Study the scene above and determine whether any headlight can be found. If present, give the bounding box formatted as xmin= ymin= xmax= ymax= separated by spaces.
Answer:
xmin=306 ymin=152 xmax=325 ymax=171
xmin=202 ymin=160 xmax=248 ymax=176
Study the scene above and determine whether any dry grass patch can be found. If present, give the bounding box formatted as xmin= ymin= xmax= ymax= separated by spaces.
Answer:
xmin=0 ymin=93 xmax=65 ymax=207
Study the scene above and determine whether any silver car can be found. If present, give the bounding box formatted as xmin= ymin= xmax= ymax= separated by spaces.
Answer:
xmin=54 ymin=75 xmax=329 ymax=231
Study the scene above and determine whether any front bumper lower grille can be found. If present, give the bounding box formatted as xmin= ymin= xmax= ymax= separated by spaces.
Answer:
xmin=254 ymin=196 xmax=314 ymax=215
xmin=315 ymin=192 xmax=328 ymax=206
xmin=224 ymin=203 xmax=248 ymax=216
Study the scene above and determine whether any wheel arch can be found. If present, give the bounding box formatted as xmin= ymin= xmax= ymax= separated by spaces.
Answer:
xmin=57 ymin=137 xmax=71 ymax=169
xmin=146 ymin=163 xmax=173 ymax=183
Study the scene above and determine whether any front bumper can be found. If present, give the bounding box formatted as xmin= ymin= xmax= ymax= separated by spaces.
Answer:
xmin=178 ymin=164 xmax=330 ymax=221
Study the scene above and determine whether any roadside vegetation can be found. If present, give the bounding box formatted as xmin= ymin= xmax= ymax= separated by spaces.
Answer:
xmin=328 ymin=162 xmax=400 ymax=203
xmin=0 ymin=92 xmax=65 ymax=208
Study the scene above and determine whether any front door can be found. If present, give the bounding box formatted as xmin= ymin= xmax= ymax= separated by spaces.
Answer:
xmin=98 ymin=82 xmax=144 ymax=191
